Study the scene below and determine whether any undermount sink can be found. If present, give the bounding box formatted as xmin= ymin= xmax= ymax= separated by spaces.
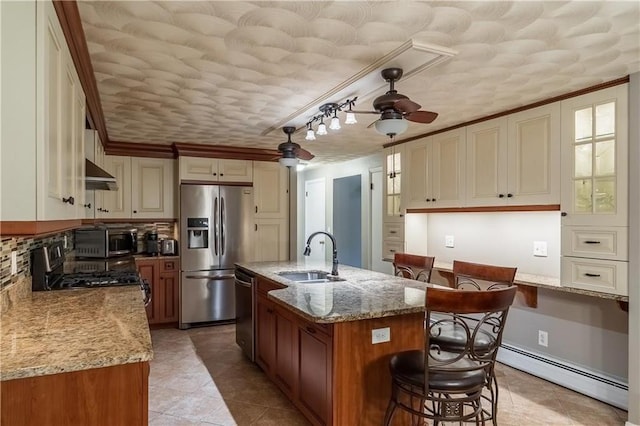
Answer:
xmin=277 ymin=270 xmax=345 ymax=283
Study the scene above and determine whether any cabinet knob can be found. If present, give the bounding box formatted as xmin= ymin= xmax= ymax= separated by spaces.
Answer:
xmin=498 ymin=194 xmax=505 ymax=198
xmin=431 ymin=199 xmax=436 ymax=202
xmin=83 ymin=203 xmax=91 ymax=209
xmin=62 ymin=196 xmax=75 ymax=205
xmin=507 ymin=193 xmax=513 ymax=198
xmin=133 ymin=210 xmax=137 ymax=214
xmin=213 ymin=172 xmax=217 ymax=176
xmin=561 ymin=212 xmax=568 ymax=217
xmin=220 ymin=173 xmax=224 ymax=177
xmin=425 ymin=199 xmax=430 ymax=202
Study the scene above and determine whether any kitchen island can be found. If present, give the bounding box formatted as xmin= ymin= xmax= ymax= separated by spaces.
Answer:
xmin=0 ymin=286 xmax=153 ymax=426
xmin=236 ymin=260 xmax=439 ymax=426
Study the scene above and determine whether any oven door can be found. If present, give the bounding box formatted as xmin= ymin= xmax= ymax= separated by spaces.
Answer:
xmin=179 ymin=270 xmax=235 ymax=329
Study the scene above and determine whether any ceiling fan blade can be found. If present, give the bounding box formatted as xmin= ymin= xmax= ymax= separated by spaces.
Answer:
xmin=405 ymin=110 xmax=438 ymax=124
xmin=351 ymin=110 xmax=380 ymax=114
xmin=394 ymin=98 xmax=421 ymax=113
xmin=294 ymin=146 xmax=315 ymax=161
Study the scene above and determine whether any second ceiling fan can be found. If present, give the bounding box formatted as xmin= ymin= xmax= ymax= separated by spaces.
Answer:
xmin=353 ymin=67 xmax=438 ymax=136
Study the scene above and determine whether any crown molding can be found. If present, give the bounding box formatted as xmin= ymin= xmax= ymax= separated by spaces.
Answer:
xmin=52 ymin=0 xmax=108 ymax=146
xmin=384 ymin=76 xmax=631 ymax=148
xmin=105 ymin=141 xmax=176 ymax=159
xmin=173 ymin=143 xmax=280 ymax=162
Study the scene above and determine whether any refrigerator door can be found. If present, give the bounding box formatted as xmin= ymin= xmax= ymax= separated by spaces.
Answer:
xmin=219 ymin=186 xmax=254 ymax=268
xmin=179 ymin=270 xmax=236 ymax=328
xmin=180 ymin=184 xmax=220 ymax=271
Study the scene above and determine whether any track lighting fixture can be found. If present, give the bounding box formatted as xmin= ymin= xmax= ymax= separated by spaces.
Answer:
xmin=305 ymin=98 xmax=357 ymax=137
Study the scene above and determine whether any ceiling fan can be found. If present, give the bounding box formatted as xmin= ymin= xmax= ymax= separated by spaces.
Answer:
xmin=277 ymin=126 xmax=314 ymax=167
xmin=353 ymin=68 xmax=438 ymax=136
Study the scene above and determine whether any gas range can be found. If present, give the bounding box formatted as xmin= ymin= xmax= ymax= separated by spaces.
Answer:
xmin=31 ymin=242 xmax=150 ymax=305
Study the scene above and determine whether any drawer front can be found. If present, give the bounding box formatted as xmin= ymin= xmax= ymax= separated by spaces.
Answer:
xmin=561 ymin=257 xmax=628 ymax=296
xmin=383 ymin=222 xmax=404 ymax=241
xmin=562 ymin=227 xmax=628 ymax=260
xmin=256 ymin=277 xmax=285 ymax=294
xmin=298 ymin=316 xmax=333 ymax=337
xmin=160 ymin=259 xmax=179 ymax=273
xmin=383 ymin=240 xmax=404 ymax=262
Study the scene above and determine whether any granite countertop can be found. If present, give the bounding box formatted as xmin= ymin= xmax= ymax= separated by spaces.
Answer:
xmin=236 ymin=260 xmax=451 ymax=324
xmin=0 ymin=286 xmax=153 ymax=381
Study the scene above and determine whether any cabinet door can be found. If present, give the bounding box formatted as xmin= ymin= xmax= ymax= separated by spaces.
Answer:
xmin=383 ymin=147 xmax=404 ymax=222
xmin=254 ymin=220 xmax=289 ymax=261
xmin=254 ymin=162 xmax=288 ymax=218
xmin=218 ymin=159 xmax=253 ymax=182
xmin=179 ymin=157 xmax=218 ymax=181
xmin=297 ymin=321 xmax=332 ymax=425
xmin=136 ymin=259 xmax=158 ymax=324
xmin=256 ymin=293 xmax=276 ymax=373
xmin=131 ymin=158 xmax=176 ymax=219
xmin=430 ymin=128 xmax=466 ymax=207
xmin=99 ymin=156 xmax=131 ymax=218
xmin=465 ymin=118 xmax=507 ymax=206
xmin=273 ymin=306 xmax=297 ymax=398
xmin=158 ymin=272 xmax=179 ymax=323
xmin=73 ymin=80 xmax=86 ymax=218
xmin=560 ymin=85 xmax=628 ymax=226
xmin=507 ymin=104 xmax=560 ymax=205
xmin=91 ymin=140 xmax=105 ymax=219
xmin=405 ymin=139 xmax=431 ymax=208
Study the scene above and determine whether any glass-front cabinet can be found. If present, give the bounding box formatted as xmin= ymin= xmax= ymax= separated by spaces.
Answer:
xmin=561 ymin=85 xmax=628 ymax=227
xmin=384 ymin=147 xmax=403 ymax=221
xmin=560 ymin=84 xmax=629 ymax=296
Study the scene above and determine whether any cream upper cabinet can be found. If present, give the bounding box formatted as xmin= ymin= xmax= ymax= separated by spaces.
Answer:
xmin=465 ymin=104 xmax=560 ymax=207
xmin=36 ymin=0 xmax=85 ymax=221
xmin=560 ymin=85 xmax=628 ymax=227
xmin=253 ymin=161 xmax=289 ymax=261
xmin=254 ymin=162 xmax=288 ymax=219
xmin=97 ymin=156 xmax=132 ymax=219
xmin=430 ymin=128 xmax=466 ymax=208
xmin=131 ymin=158 xmax=176 ymax=219
xmin=405 ymin=139 xmax=431 ymax=208
xmin=383 ymin=146 xmax=404 ymax=222
xmin=179 ymin=157 xmax=253 ymax=182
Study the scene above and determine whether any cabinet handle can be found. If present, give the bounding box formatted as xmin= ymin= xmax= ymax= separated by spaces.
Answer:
xmin=83 ymin=203 xmax=91 ymax=209
xmin=498 ymin=194 xmax=505 ymax=198
xmin=62 ymin=196 xmax=75 ymax=205
xmin=584 ymin=240 xmax=601 ymax=244
xmin=306 ymin=326 xmax=317 ymax=334
xmin=255 ymin=206 xmax=258 ymax=213
xmin=561 ymin=212 xmax=568 ymax=217
xmin=584 ymin=273 xmax=601 ymax=278
xmin=389 ymin=249 xmax=396 ymax=253
xmin=255 ymin=224 xmax=257 ymax=231
xmin=507 ymin=193 xmax=513 ymax=198
xmin=389 ymin=231 xmax=397 ymax=234
xmin=133 ymin=210 xmax=137 ymax=214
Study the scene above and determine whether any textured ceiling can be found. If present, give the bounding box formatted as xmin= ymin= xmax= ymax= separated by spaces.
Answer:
xmin=78 ymin=1 xmax=640 ymax=165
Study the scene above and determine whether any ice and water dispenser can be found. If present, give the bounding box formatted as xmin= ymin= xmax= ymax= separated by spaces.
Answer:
xmin=186 ymin=218 xmax=209 ymax=249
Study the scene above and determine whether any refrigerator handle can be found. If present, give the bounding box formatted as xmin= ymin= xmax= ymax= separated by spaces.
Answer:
xmin=214 ymin=196 xmax=219 ymax=255
xmin=221 ymin=196 xmax=225 ymax=255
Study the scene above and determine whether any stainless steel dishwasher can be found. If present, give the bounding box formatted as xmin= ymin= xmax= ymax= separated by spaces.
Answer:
xmin=234 ymin=268 xmax=255 ymax=361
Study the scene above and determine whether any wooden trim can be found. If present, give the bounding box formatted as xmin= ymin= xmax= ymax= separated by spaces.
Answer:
xmin=406 ymin=204 xmax=560 ymax=214
xmin=52 ymin=1 xmax=108 ymax=146
xmin=180 ymin=180 xmax=254 ymax=187
xmin=0 ymin=220 xmax=82 ymax=237
xmin=384 ymin=76 xmax=631 ymax=148
xmin=81 ymin=218 xmax=177 ymax=225
xmin=173 ymin=143 xmax=280 ymax=161
xmin=105 ymin=141 xmax=176 ymax=159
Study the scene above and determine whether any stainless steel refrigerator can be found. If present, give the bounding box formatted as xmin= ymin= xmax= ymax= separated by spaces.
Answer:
xmin=179 ymin=184 xmax=253 ymax=329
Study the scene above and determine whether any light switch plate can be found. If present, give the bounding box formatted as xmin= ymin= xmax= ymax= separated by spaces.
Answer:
xmin=533 ymin=241 xmax=548 ymax=257
xmin=445 ymin=235 xmax=455 ymax=248
xmin=372 ymin=327 xmax=391 ymax=344
xmin=11 ymin=251 xmax=17 ymax=275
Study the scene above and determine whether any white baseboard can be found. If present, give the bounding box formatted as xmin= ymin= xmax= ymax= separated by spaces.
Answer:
xmin=497 ymin=343 xmax=628 ymax=410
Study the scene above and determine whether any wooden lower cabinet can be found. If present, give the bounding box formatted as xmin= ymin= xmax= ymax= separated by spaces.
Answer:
xmin=254 ymin=277 xmax=423 ymax=426
xmin=0 ymin=362 xmax=149 ymax=426
xmin=136 ymin=257 xmax=179 ymax=325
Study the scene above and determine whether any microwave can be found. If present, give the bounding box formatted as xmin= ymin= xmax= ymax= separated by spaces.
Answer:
xmin=74 ymin=227 xmax=138 ymax=258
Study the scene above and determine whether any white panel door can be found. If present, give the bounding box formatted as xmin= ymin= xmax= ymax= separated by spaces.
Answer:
xmin=304 ymin=178 xmax=326 ymax=262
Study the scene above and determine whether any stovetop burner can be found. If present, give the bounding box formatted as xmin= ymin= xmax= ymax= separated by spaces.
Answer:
xmin=58 ymin=270 xmax=142 ymax=289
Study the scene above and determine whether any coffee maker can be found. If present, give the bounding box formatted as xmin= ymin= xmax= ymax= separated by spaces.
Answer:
xmin=145 ymin=230 xmax=160 ymax=256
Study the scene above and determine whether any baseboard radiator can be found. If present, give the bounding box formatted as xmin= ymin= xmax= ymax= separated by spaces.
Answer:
xmin=497 ymin=343 xmax=628 ymax=410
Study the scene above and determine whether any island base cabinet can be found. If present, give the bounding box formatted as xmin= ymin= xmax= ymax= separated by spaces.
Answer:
xmin=0 ymin=362 xmax=149 ymax=426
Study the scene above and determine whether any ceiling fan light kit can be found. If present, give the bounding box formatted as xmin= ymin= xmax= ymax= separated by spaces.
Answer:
xmin=277 ymin=126 xmax=314 ymax=168
xmin=374 ymin=118 xmax=408 ymax=136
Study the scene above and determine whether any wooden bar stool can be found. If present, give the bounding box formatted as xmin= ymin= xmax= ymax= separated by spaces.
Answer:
xmin=393 ymin=253 xmax=435 ymax=282
xmin=383 ymin=286 xmax=517 ymax=426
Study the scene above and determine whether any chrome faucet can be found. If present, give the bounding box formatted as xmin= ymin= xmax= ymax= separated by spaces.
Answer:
xmin=304 ymin=231 xmax=339 ymax=276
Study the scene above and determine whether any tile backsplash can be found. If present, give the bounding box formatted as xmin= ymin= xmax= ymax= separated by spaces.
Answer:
xmin=0 ymin=221 xmax=177 ymax=290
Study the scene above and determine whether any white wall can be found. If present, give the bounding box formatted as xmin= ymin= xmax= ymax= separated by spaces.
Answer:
xmin=296 ymin=153 xmax=382 ymax=266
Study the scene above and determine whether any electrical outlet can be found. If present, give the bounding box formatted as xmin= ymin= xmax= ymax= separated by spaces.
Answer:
xmin=538 ymin=330 xmax=548 ymax=347
xmin=533 ymin=241 xmax=548 ymax=257
xmin=445 ymin=235 xmax=455 ymax=248
xmin=372 ymin=327 xmax=391 ymax=344
xmin=11 ymin=251 xmax=18 ymax=275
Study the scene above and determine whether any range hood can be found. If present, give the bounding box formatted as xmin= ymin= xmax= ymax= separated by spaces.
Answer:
xmin=85 ymin=159 xmax=118 ymax=191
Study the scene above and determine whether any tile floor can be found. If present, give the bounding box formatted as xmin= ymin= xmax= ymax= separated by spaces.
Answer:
xmin=148 ymin=325 xmax=627 ymax=425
